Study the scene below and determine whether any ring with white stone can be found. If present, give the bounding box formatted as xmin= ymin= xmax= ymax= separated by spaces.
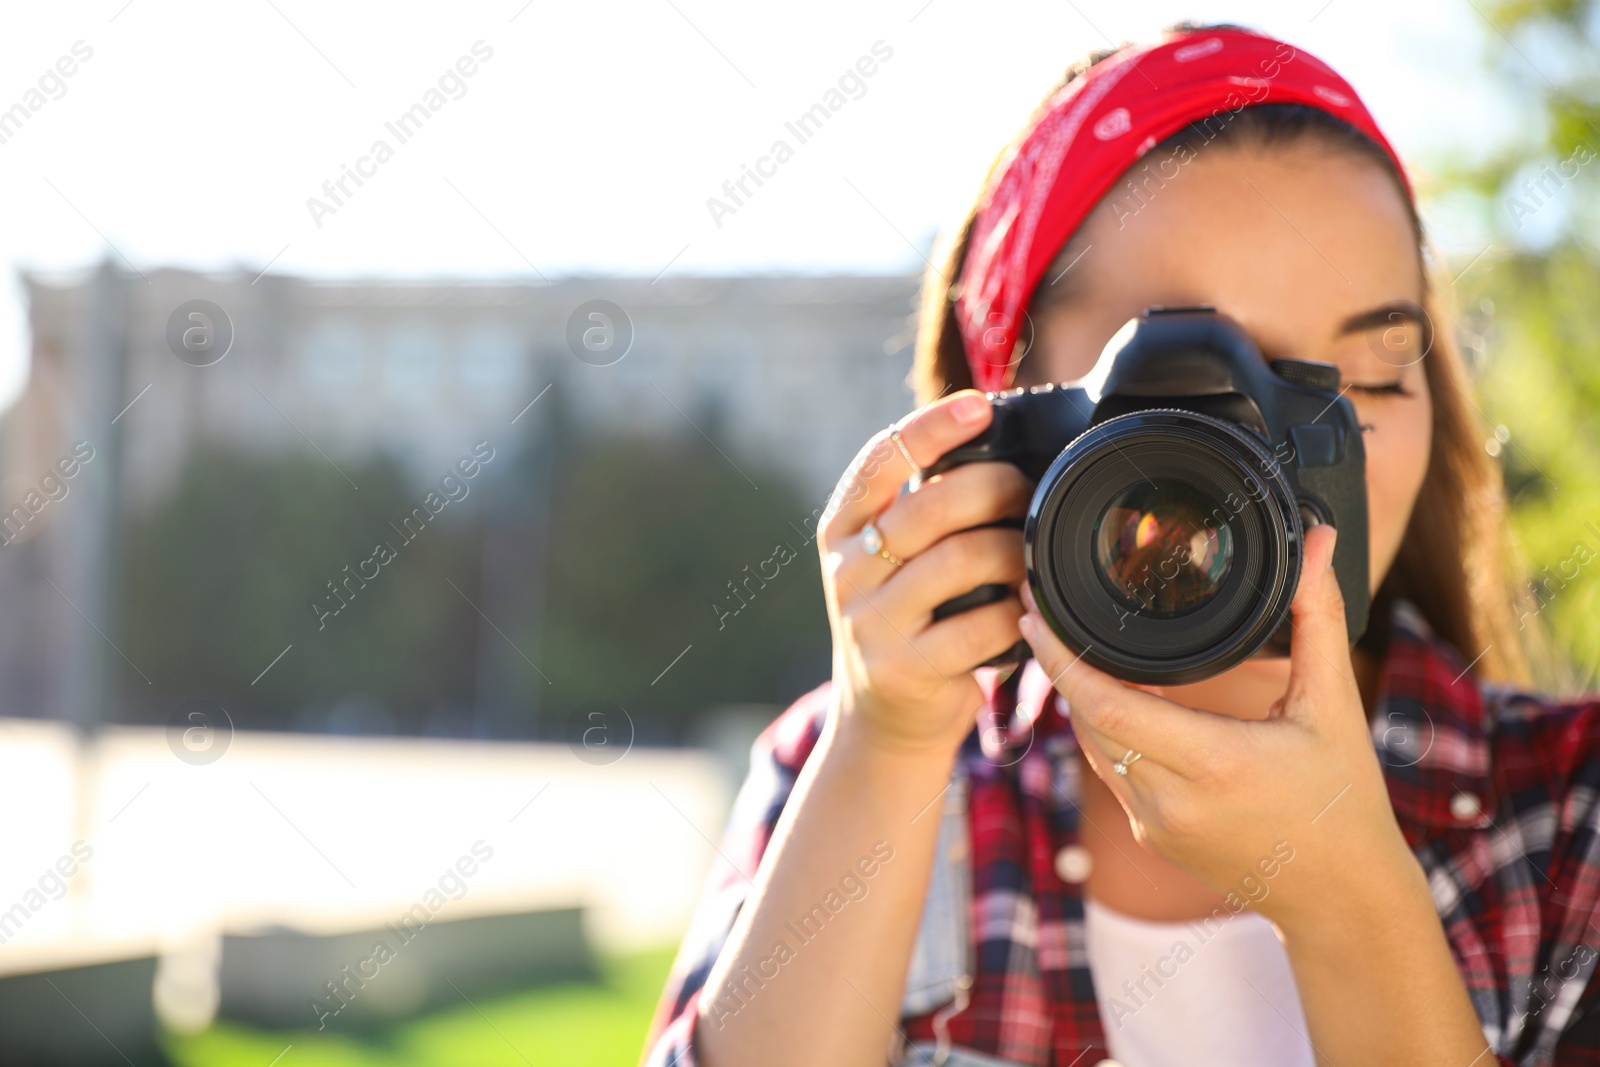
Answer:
xmin=1112 ymin=748 xmax=1142 ymax=776
xmin=859 ymin=521 xmax=904 ymax=567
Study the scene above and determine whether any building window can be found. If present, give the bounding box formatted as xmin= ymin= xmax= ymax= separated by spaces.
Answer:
xmin=300 ymin=316 xmax=367 ymax=395
xmin=458 ymin=319 xmax=526 ymax=397
xmin=382 ymin=318 xmax=444 ymax=400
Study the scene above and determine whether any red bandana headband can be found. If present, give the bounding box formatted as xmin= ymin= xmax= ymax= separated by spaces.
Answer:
xmin=956 ymin=27 xmax=1412 ymax=393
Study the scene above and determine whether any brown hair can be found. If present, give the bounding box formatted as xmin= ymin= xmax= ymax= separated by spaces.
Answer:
xmin=910 ymin=34 xmax=1539 ymax=686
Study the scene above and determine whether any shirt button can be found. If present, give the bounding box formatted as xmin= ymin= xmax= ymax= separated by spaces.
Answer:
xmin=1450 ymin=791 xmax=1483 ymax=821
xmin=1055 ymin=844 xmax=1093 ymax=884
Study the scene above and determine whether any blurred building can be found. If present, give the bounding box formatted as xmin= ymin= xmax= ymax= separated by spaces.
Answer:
xmin=0 ymin=261 xmax=922 ymax=726
xmin=17 ymin=264 xmax=921 ymax=505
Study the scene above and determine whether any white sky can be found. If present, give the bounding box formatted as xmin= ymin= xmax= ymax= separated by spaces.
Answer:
xmin=0 ymin=0 xmax=1522 ymax=412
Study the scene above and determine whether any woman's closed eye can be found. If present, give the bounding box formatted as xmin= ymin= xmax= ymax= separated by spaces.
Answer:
xmin=1348 ymin=379 xmax=1416 ymax=397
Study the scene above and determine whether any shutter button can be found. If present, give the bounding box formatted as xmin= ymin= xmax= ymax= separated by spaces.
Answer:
xmin=1055 ymin=844 xmax=1093 ymax=884
xmin=1450 ymin=791 xmax=1482 ymax=821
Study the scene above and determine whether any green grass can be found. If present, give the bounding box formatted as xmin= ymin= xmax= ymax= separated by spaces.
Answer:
xmin=165 ymin=946 xmax=678 ymax=1067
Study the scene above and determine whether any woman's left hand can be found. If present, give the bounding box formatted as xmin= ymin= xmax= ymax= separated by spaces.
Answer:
xmin=1018 ymin=524 xmax=1419 ymax=933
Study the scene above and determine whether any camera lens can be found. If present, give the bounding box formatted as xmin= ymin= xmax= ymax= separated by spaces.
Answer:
xmin=1094 ymin=479 xmax=1234 ymax=618
xmin=1023 ymin=410 xmax=1301 ymax=685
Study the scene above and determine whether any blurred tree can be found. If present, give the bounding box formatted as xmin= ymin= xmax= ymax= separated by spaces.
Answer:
xmin=531 ymin=425 xmax=830 ymax=743
xmin=117 ymin=448 xmax=483 ymax=733
xmin=1444 ymin=0 xmax=1600 ymax=689
xmin=116 ymin=423 xmax=832 ymax=741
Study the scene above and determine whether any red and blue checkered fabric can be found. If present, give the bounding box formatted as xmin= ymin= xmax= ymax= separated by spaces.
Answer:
xmin=643 ymin=599 xmax=1600 ymax=1066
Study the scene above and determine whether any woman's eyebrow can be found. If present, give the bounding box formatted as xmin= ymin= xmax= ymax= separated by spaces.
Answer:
xmin=1335 ymin=298 xmax=1426 ymax=337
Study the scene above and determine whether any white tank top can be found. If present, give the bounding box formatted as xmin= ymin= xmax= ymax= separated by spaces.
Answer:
xmin=1083 ymin=896 xmax=1316 ymax=1067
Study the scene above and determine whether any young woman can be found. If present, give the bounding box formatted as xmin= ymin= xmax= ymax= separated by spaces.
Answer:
xmin=643 ymin=23 xmax=1600 ymax=1067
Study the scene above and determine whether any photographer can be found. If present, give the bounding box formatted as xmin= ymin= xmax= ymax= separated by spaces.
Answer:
xmin=645 ymin=23 xmax=1594 ymax=1067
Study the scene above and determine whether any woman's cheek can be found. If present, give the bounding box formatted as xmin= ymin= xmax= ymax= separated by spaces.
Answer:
xmin=1361 ymin=399 xmax=1433 ymax=595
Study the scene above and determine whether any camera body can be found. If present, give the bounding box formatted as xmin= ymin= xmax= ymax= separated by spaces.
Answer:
xmin=920 ymin=306 xmax=1368 ymax=685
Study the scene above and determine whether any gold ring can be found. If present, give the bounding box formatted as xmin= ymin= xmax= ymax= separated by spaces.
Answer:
xmin=860 ymin=522 xmax=904 ymax=567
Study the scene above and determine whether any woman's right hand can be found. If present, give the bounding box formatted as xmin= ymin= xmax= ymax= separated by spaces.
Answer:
xmin=817 ymin=389 xmax=1033 ymax=756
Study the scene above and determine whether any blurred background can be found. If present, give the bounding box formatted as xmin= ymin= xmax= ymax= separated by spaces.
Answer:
xmin=0 ymin=0 xmax=1594 ymax=1063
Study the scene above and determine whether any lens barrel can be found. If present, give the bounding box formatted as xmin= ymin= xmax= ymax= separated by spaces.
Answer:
xmin=1024 ymin=409 xmax=1303 ymax=685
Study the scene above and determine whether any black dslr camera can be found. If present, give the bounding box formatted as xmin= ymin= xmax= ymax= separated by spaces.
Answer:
xmin=919 ymin=306 xmax=1368 ymax=685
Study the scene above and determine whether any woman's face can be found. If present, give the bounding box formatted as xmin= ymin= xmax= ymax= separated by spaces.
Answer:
xmin=1018 ymin=143 xmax=1432 ymax=604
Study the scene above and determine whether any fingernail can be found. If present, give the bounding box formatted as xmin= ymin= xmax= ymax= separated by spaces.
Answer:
xmin=953 ymin=394 xmax=989 ymax=424
xmin=1326 ymin=526 xmax=1338 ymax=569
xmin=1018 ymin=613 xmax=1037 ymax=641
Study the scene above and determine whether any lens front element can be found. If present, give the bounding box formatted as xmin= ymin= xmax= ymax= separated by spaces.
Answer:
xmin=1094 ymin=479 xmax=1233 ymax=618
xmin=1024 ymin=409 xmax=1302 ymax=685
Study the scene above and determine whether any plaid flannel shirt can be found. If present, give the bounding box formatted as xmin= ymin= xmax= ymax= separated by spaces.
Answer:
xmin=642 ymin=598 xmax=1600 ymax=1066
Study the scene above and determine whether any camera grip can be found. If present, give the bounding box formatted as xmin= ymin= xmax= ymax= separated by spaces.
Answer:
xmin=917 ymin=388 xmax=1079 ymax=669
xmin=913 ymin=425 xmax=1005 ymax=486
xmin=928 ymin=516 xmax=1030 ymax=669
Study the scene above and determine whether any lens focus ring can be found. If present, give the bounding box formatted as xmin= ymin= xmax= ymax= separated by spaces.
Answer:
xmin=1023 ymin=409 xmax=1302 ymax=685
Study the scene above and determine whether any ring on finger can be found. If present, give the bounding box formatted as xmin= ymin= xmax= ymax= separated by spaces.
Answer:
xmin=887 ymin=425 xmax=919 ymax=473
xmin=1112 ymin=748 xmax=1143 ymax=776
xmin=860 ymin=521 xmax=905 ymax=567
